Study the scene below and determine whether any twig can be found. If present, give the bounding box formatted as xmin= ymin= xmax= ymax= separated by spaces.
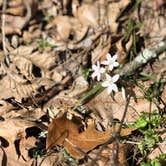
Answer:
xmin=116 ymin=40 xmax=166 ymax=76
xmin=1 ymin=0 xmax=10 ymax=66
xmin=22 ymin=0 xmax=32 ymax=29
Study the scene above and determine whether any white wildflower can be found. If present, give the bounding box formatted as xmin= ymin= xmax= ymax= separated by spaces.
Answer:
xmin=101 ymin=53 xmax=119 ymax=71
xmin=91 ymin=61 xmax=105 ymax=81
xmin=101 ymin=74 xmax=119 ymax=94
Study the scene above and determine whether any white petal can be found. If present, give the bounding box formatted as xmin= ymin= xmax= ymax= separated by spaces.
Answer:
xmin=92 ymin=64 xmax=97 ymax=70
xmin=112 ymin=84 xmax=118 ymax=92
xmin=101 ymin=81 xmax=110 ymax=87
xmin=97 ymin=61 xmax=100 ymax=67
xmin=109 ymin=65 xmax=114 ymax=71
xmin=112 ymin=74 xmax=119 ymax=82
xmin=101 ymin=60 xmax=109 ymax=65
xmin=91 ymin=72 xmax=97 ymax=79
xmin=112 ymin=54 xmax=118 ymax=61
xmin=113 ymin=62 xmax=119 ymax=67
xmin=100 ymin=67 xmax=106 ymax=73
xmin=107 ymin=86 xmax=113 ymax=94
xmin=97 ymin=74 xmax=101 ymax=81
xmin=106 ymin=53 xmax=112 ymax=61
xmin=105 ymin=73 xmax=112 ymax=81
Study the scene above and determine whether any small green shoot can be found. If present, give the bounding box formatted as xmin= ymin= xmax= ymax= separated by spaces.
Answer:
xmin=140 ymin=156 xmax=165 ymax=166
xmin=133 ymin=110 xmax=164 ymax=155
xmin=123 ymin=19 xmax=143 ymax=59
xmin=38 ymin=40 xmax=54 ymax=48
xmin=81 ymin=68 xmax=92 ymax=81
xmin=33 ymin=151 xmax=41 ymax=159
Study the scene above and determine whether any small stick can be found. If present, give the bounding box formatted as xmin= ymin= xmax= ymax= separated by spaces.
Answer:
xmin=1 ymin=0 xmax=10 ymax=66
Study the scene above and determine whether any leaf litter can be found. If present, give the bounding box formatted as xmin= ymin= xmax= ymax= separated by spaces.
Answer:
xmin=0 ymin=0 xmax=166 ymax=165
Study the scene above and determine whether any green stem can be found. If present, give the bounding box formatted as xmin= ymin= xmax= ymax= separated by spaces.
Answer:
xmin=79 ymin=84 xmax=104 ymax=104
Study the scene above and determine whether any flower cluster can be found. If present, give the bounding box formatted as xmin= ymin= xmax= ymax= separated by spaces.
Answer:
xmin=91 ymin=53 xmax=120 ymax=95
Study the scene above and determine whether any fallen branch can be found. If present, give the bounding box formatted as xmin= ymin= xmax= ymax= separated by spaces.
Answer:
xmin=116 ymin=40 xmax=166 ymax=76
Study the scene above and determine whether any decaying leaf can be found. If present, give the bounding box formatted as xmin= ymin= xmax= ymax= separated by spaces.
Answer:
xmin=46 ymin=115 xmax=134 ymax=158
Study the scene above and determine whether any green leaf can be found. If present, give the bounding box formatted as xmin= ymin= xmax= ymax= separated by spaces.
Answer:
xmin=151 ymin=159 xmax=161 ymax=166
xmin=140 ymin=162 xmax=151 ymax=166
xmin=134 ymin=116 xmax=147 ymax=128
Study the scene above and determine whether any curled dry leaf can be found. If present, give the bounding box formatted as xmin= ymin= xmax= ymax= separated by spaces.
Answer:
xmin=46 ymin=115 xmax=135 ymax=158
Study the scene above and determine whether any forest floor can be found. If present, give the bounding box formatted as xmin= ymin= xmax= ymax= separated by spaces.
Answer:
xmin=0 ymin=0 xmax=166 ymax=165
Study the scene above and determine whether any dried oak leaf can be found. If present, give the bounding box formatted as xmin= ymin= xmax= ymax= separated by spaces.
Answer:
xmin=46 ymin=115 xmax=134 ymax=158
xmin=0 ymin=118 xmax=39 ymax=165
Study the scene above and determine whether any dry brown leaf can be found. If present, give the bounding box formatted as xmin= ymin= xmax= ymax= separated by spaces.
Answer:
xmin=161 ymin=86 xmax=166 ymax=103
xmin=0 ymin=0 xmax=37 ymax=35
xmin=60 ymin=76 xmax=89 ymax=98
xmin=108 ymin=0 xmax=130 ymax=33
xmin=35 ymin=153 xmax=60 ymax=166
xmin=20 ymin=136 xmax=37 ymax=161
xmin=91 ymin=41 xmax=111 ymax=64
xmin=86 ymin=83 xmax=157 ymax=125
xmin=153 ymin=0 xmax=166 ymax=10
xmin=0 ymin=100 xmax=15 ymax=116
xmin=0 ymin=118 xmax=37 ymax=143
xmin=46 ymin=115 xmax=134 ymax=158
xmin=0 ymin=118 xmax=40 ymax=165
xmin=116 ymin=36 xmax=133 ymax=64
xmin=76 ymin=4 xmax=98 ymax=27
xmin=139 ymin=0 xmax=166 ymax=45
xmin=47 ymin=16 xmax=72 ymax=41
xmin=0 ymin=140 xmax=34 ymax=166
xmin=90 ymin=143 xmax=129 ymax=166
xmin=6 ymin=6 xmax=24 ymax=16
xmin=70 ymin=18 xmax=89 ymax=43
